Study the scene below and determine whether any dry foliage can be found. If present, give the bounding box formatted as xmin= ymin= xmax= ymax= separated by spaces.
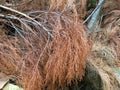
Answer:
xmin=87 ymin=8 xmax=120 ymax=90
xmin=102 ymin=0 xmax=120 ymax=14
xmin=0 ymin=1 xmax=89 ymax=90
xmin=1 ymin=0 xmax=87 ymax=19
xmin=100 ymin=9 xmax=120 ymax=59
xmin=88 ymin=40 xmax=120 ymax=90
xmin=0 ymin=6 xmax=89 ymax=90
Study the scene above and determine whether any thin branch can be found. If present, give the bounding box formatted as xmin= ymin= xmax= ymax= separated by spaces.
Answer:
xmin=0 ymin=13 xmax=16 ymax=19
xmin=0 ymin=5 xmax=53 ymax=37
xmin=9 ymin=20 xmax=33 ymax=47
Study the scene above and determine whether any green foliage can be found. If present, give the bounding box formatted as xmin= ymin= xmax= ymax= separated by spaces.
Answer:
xmin=88 ymin=0 xmax=97 ymax=9
xmin=90 ymin=0 xmax=96 ymax=6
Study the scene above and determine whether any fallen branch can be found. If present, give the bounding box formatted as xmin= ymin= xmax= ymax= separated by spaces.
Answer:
xmin=83 ymin=0 xmax=104 ymax=26
xmin=88 ymin=0 xmax=104 ymax=30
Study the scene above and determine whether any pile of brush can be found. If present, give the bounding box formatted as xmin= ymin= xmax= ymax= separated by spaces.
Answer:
xmin=0 ymin=0 xmax=89 ymax=90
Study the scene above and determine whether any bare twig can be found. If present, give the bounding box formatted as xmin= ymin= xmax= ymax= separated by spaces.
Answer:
xmin=0 ymin=5 xmax=52 ymax=37
xmin=0 ymin=13 xmax=16 ymax=19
